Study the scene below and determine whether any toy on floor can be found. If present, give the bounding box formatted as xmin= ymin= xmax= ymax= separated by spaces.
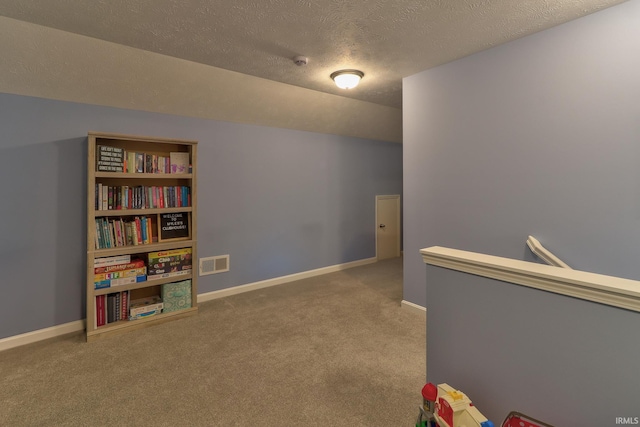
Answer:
xmin=501 ymin=411 xmax=555 ymax=427
xmin=416 ymin=382 xmax=494 ymax=427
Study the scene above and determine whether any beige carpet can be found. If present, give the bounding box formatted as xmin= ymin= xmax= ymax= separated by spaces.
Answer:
xmin=0 ymin=257 xmax=426 ymax=426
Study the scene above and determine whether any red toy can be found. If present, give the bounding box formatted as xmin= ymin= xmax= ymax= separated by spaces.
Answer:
xmin=501 ymin=411 xmax=554 ymax=427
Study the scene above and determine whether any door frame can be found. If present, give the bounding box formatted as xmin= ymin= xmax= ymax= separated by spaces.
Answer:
xmin=375 ymin=195 xmax=401 ymax=260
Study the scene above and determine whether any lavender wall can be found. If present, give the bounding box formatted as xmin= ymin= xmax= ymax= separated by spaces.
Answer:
xmin=403 ymin=0 xmax=640 ymax=423
xmin=0 ymin=93 xmax=402 ymax=339
xmin=425 ymin=265 xmax=640 ymax=425
xmin=403 ymin=0 xmax=640 ymax=306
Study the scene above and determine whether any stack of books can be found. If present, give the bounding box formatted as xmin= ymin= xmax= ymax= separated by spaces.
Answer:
xmin=97 ymin=145 xmax=190 ymax=175
xmin=94 ymin=254 xmax=140 ymax=327
xmin=94 ymin=255 xmax=147 ymax=289
xmin=147 ymin=248 xmax=192 ymax=281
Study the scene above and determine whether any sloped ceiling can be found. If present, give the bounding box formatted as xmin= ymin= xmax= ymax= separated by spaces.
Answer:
xmin=0 ymin=0 xmax=627 ymax=109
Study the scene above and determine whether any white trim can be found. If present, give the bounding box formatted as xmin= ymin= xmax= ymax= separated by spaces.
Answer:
xmin=526 ymin=235 xmax=571 ymax=269
xmin=0 ymin=320 xmax=85 ymax=352
xmin=1 ymin=258 xmax=378 ymax=352
xmin=198 ymin=257 xmax=377 ymax=303
xmin=421 ymin=246 xmax=640 ymax=312
xmin=401 ymin=300 xmax=426 ymax=316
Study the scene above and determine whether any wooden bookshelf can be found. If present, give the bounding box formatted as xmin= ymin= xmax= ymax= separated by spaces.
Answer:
xmin=86 ymin=132 xmax=198 ymax=342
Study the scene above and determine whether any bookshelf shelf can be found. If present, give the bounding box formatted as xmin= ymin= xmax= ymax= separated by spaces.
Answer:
xmin=96 ymin=207 xmax=193 ymax=217
xmin=85 ymin=307 xmax=198 ymax=340
xmin=94 ymin=272 xmax=194 ymax=296
xmin=90 ymin=239 xmax=197 ymax=257
xmin=95 ymin=172 xmax=193 ymax=179
xmin=86 ymin=132 xmax=198 ymax=342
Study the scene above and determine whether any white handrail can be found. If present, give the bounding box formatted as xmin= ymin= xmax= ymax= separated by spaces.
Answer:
xmin=526 ymin=235 xmax=571 ymax=269
xmin=421 ymin=246 xmax=640 ymax=313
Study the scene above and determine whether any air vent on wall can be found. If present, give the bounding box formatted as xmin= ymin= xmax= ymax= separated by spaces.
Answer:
xmin=199 ymin=255 xmax=230 ymax=276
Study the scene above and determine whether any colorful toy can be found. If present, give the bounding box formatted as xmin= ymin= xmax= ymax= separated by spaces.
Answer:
xmin=416 ymin=384 xmax=556 ymax=427
xmin=416 ymin=383 xmax=494 ymax=427
xmin=501 ymin=411 xmax=554 ymax=427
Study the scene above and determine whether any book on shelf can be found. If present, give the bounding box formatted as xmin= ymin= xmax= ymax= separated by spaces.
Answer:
xmin=94 ymin=266 xmax=147 ymax=282
xmin=129 ymin=295 xmax=163 ymax=320
xmin=135 ymin=153 xmax=144 ymax=173
xmin=94 ymin=254 xmax=131 ymax=268
xmin=95 ymin=295 xmax=106 ymax=327
xmin=148 ymin=258 xmax=192 ymax=270
xmin=120 ymin=290 xmax=129 ymax=321
xmin=94 ymin=219 xmax=103 ymax=250
xmin=95 ymin=183 xmax=101 ymax=210
xmin=147 ymin=263 xmax=191 ymax=276
xmin=145 ymin=154 xmax=153 ymax=174
xmin=94 ymin=258 xmax=145 ymax=274
xmin=126 ymin=151 xmax=135 ymax=173
xmin=148 ymin=253 xmax=192 ymax=269
xmin=95 ymin=290 xmax=130 ymax=326
xmin=140 ymin=216 xmax=149 ymax=245
xmin=101 ymin=185 xmax=108 ymax=210
xmin=147 ymin=247 xmax=192 ymax=261
xmin=94 ymin=216 xmax=155 ymax=249
xmin=94 ymin=274 xmax=147 ymax=290
xmin=106 ymin=293 xmax=117 ymax=323
xmin=170 ymin=152 xmax=190 ymax=174
xmin=147 ymin=269 xmax=190 ymax=281
xmin=95 ymin=185 xmax=191 ymax=210
xmin=123 ymin=151 xmax=170 ymax=174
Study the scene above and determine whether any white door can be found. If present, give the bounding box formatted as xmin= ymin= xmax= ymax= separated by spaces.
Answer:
xmin=376 ymin=195 xmax=400 ymax=260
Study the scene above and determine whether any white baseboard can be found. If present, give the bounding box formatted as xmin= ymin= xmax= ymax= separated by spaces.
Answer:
xmin=198 ymin=257 xmax=377 ymax=303
xmin=0 ymin=320 xmax=85 ymax=352
xmin=0 ymin=257 xmax=378 ymax=352
xmin=401 ymin=300 xmax=426 ymax=317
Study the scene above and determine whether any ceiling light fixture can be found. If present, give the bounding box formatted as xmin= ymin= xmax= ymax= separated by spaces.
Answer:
xmin=330 ymin=69 xmax=364 ymax=89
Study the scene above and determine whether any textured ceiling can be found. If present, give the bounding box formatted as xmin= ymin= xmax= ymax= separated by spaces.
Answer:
xmin=0 ymin=0 xmax=627 ymax=109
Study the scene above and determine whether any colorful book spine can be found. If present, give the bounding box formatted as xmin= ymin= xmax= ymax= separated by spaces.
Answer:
xmin=106 ymin=293 xmax=117 ymax=323
xmin=148 ymin=253 xmax=192 ymax=265
xmin=120 ymin=290 xmax=129 ymax=321
xmin=147 ymin=263 xmax=191 ymax=276
xmin=148 ymin=259 xmax=191 ymax=270
xmin=96 ymin=291 xmax=130 ymax=325
xmin=94 ymin=254 xmax=131 ymax=268
xmin=94 ymin=259 xmax=145 ymax=274
xmin=94 ymin=274 xmax=147 ymax=290
xmin=94 ymin=267 xmax=147 ymax=282
xmin=96 ymin=295 xmax=106 ymax=327
xmin=135 ymin=153 xmax=144 ymax=173
xmin=148 ymin=248 xmax=192 ymax=259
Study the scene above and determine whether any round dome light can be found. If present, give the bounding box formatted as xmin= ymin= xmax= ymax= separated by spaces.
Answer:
xmin=330 ymin=70 xmax=364 ymax=89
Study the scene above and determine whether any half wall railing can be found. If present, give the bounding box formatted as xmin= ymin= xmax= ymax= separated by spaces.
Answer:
xmin=420 ymin=246 xmax=640 ymax=313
